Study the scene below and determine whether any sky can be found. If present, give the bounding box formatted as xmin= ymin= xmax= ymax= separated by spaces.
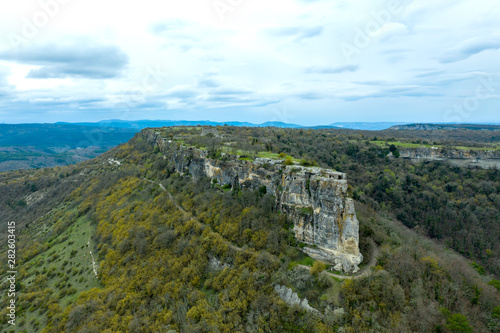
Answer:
xmin=0 ymin=0 xmax=499 ymax=126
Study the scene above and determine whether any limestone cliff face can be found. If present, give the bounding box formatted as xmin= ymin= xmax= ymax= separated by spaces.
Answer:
xmin=142 ymin=130 xmax=363 ymax=272
xmin=398 ymin=147 xmax=500 ymax=160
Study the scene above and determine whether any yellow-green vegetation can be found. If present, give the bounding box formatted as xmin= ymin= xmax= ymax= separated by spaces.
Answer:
xmin=0 ymin=126 xmax=499 ymax=333
xmin=299 ymin=256 xmax=315 ymax=267
xmin=310 ymin=261 xmax=326 ymax=276
xmin=257 ymin=151 xmax=301 ymax=162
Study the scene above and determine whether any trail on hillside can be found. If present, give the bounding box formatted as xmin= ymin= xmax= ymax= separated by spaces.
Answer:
xmin=144 ymin=178 xmax=376 ymax=279
xmin=144 ymin=178 xmax=247 ymax=254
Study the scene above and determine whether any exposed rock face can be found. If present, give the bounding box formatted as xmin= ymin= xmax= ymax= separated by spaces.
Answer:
xmin=397 ymin=147 xmax=500 ymax=169
xmin=398 ymin=147 xmax=500 ymax=160
xmin=274 ymin=285 xmax=318 ymax=313
xmin=390 ymin=123 xmax=500 ymax=131
xmin=142 ymin=130 xmax=363 ymax=272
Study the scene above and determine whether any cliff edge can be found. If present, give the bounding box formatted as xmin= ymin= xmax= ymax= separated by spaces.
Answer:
xmin=142 ymin=129 xmax=363 ymax=273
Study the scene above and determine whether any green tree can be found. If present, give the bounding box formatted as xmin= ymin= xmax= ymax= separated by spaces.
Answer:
xmin=446 ymin=314 xmax=473 ymax=333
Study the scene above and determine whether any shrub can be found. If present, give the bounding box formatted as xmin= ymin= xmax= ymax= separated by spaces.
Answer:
xmin=471 ymin=261 xmax=486 ymax=275
xmin=493 ymin=306 xmax=500 ymax=318
xmin=488 ymin=279 xmax=500 ymax=291
xmin=300 ymin=159 xmax=317 ymax=167
xmin=311 ymin=261 xmax=326 ymax=277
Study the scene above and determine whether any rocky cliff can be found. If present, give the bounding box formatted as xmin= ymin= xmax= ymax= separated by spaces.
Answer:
xmin=398 ymin=146 xmax=500 ymax=160
xmin=390 ymin=123 xmax=500 ymax=131
xmin=142 ymin=130 xmax=363 ymax=272
xmin=395 ymin=146 xmax=500 ymax=169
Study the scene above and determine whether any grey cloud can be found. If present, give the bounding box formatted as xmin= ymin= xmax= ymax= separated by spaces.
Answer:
xmin=203 ymin=87 xmax=279 ymax=108
xmin=306 ymin=64 xmax=358 ymax=74
xmin=196 ymin=72 xmax=221 ymax=88
xmin=24 ymin=97 xmax=106 ymax=108
xmin=0 ymin=43 xmax=129 ymax=79
xmin=438 ymin=36 xmax=500 ymax=63
xmin=210 ymin=88 xmax=253 ymax=95
xmin=204 ymin=95 xmax=279 ymax=108
xmin=340 ymin=85 xmax=442 ymax=101
xmin=197 ymin=78 xmax=220 ymax=88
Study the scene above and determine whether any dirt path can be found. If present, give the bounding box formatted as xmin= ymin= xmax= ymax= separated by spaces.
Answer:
xmin=87 ymin=238 xmax=98 ymax=278
xmin=144 ymin=178 xmax=247 ymax=253
xmin=144 ymin=178 xmax=379 ymax=278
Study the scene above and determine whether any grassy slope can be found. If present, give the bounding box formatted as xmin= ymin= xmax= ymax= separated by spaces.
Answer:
xmin=7 ymin=212 xmax=101 ymax=332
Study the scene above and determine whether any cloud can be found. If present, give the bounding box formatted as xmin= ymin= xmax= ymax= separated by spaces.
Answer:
xmin=151 ymin=20 xmax=189 ymax=34
xmin=296 ymin=92 xmax=324 ymax=100
xmin=265 ymin=26 xmax=323 ymax=41
xmin=210 ymin=88 xmax=253 ymax=95
xmin=165 ymin=85 xmax=198 ymax=99
xmin=162 ymin=83 xmax=277 ymax=109
xmin=196 ymin=72 xmax=221 ymax=88
xmin=197 ymin=78 xmax=220 ymax=88
xmin=438 ymin=35 xmax=500 ymax=63
xmin=0 ymin=42 xmax=129 ymax=79
xmin=306 ymin=64 xmax=359 ymax=74
xmin=339 ymin=84 xmax=442 ymax=101
xmin=201 ymin=86 xmax=279 ymax=108
xmin=414 ymin=70 xmax=446 ymax=78
xmin=432 ymin=71 xmax=491 ymax=86
xmin=0 ymin=67 xmax=9 ymax=86
xmin=372 ymin=23 xmax=408 ymax=40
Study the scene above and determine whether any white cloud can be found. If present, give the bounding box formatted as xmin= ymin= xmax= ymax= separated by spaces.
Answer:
xmin=438 ymin=35 xmax=500 ymax=63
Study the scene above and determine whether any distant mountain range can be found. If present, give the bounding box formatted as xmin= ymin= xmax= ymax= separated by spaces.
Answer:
xmin=57 ymin=120 xmax=306 ymax=129
xmin=55 ymin=120 xmax=408 ymax=131
xmin=327 ymin=122 xmax=408 ymax=130
xmin=54 ymin=120 xmax=500 ymax=131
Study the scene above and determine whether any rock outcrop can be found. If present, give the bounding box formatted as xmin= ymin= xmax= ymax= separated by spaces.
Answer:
xmin=274 ymin=285 xmax=319 ymax=313
xmin=142 ymin=130 xmax=363 ymax=272
xmin=398 ymin=147 xmax=500 ymax=160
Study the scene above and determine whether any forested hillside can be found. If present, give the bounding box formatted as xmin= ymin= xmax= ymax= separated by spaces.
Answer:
xmin=162 ymin=126 xmax=500 ymax=276
xmin=0 ymin=124 xmax=137 ymax=172
xmin=0 ymin=126 xmax=499 ymax=332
